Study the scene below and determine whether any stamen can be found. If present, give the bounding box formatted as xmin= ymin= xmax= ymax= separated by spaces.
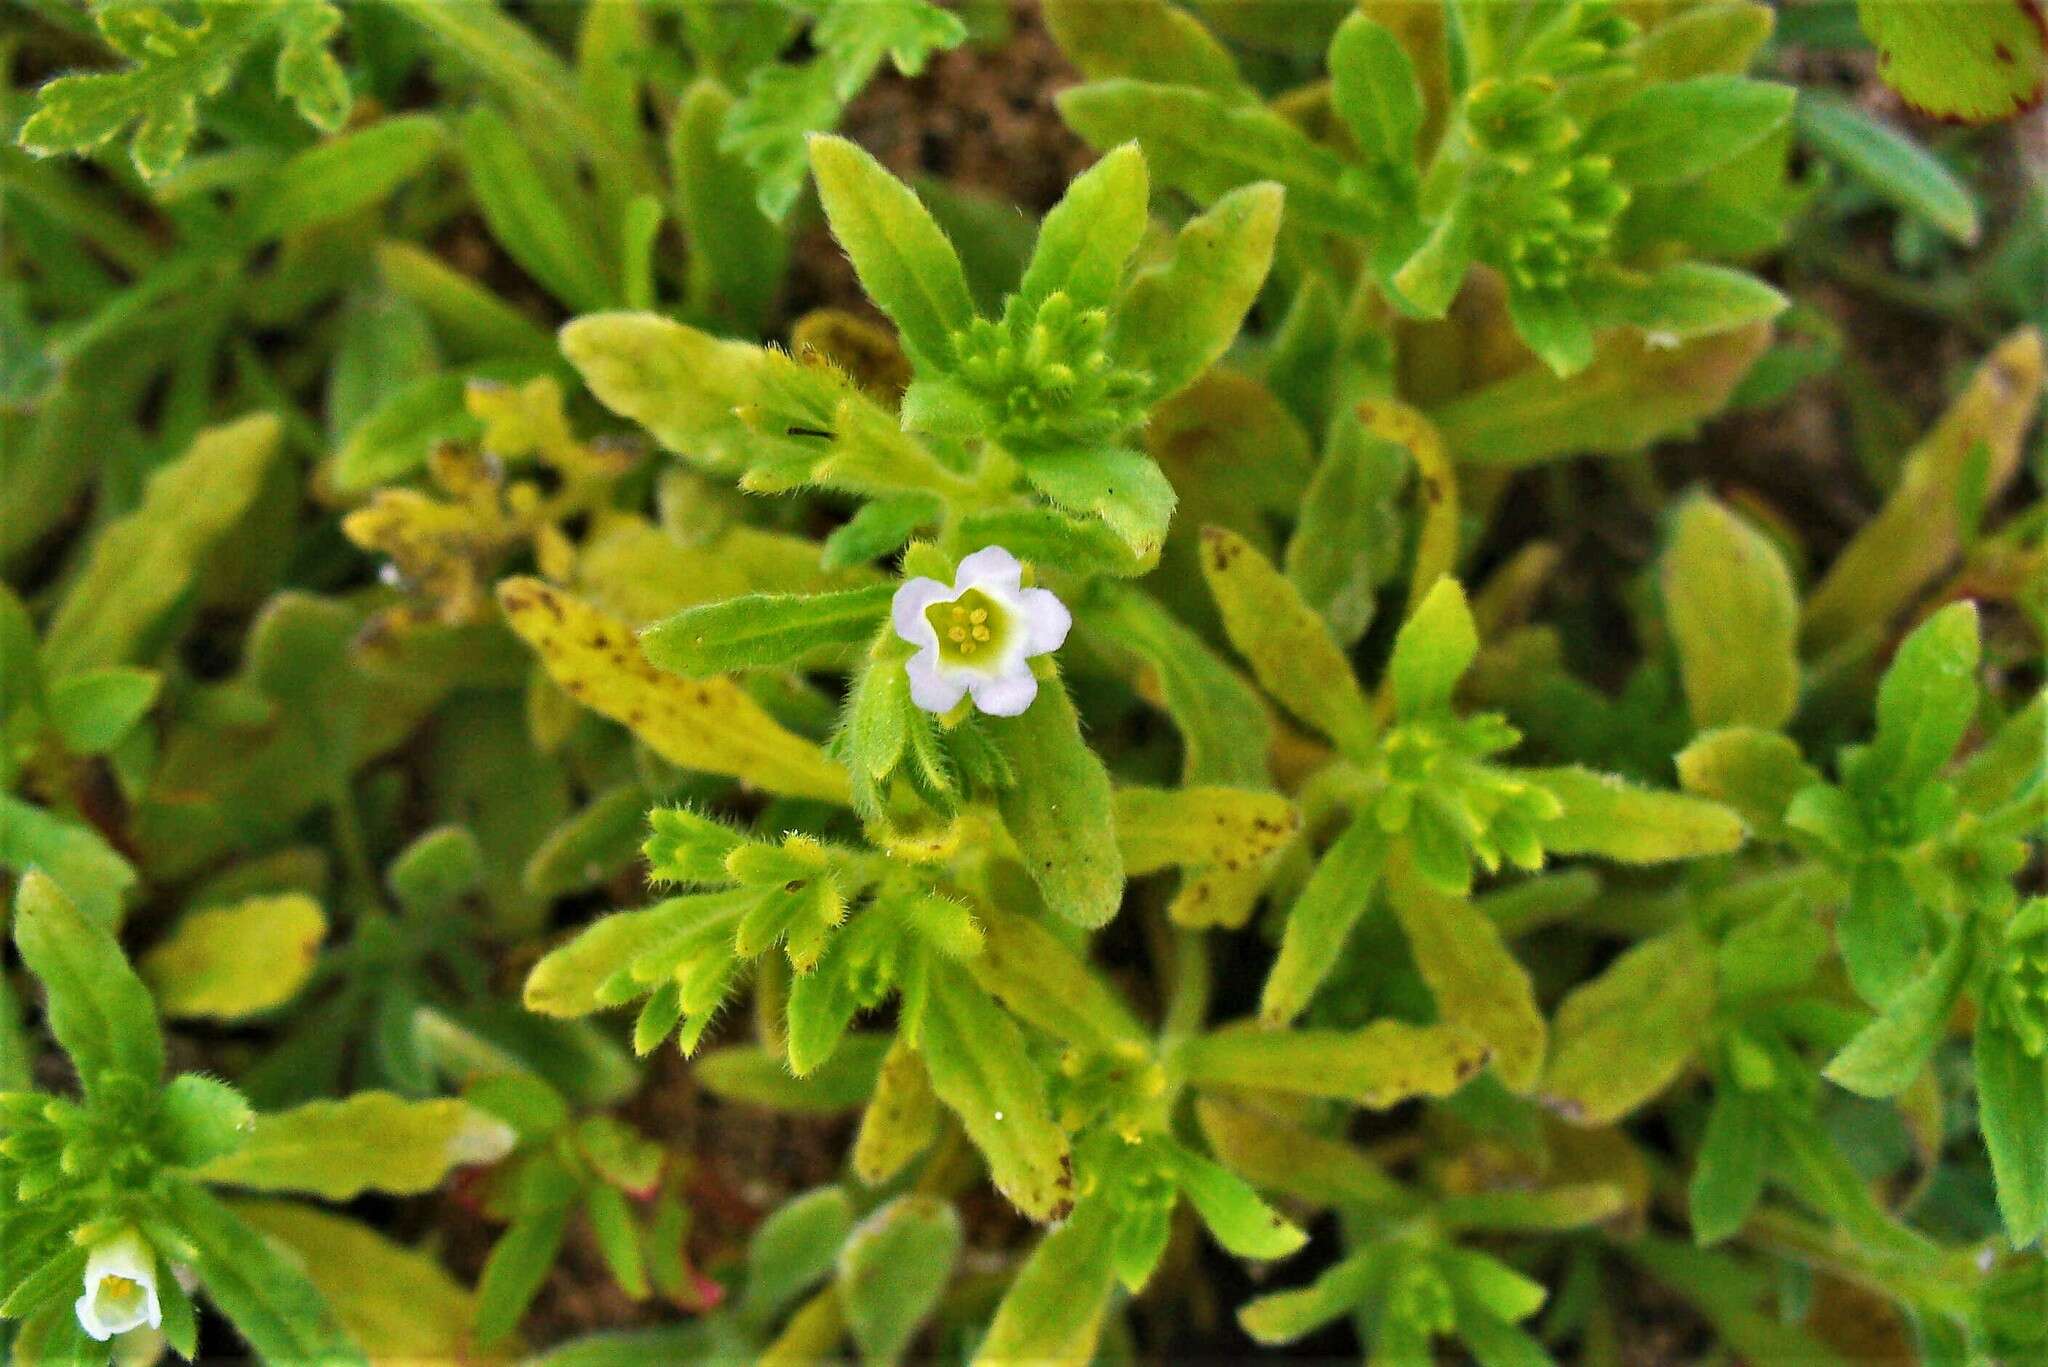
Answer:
xmin=949 ymin=627 xmax=967 ymax=642
xmin=973 ymin=625 xmax=990 ymax=641
xmin=970 ymin=608 xmax=988 ymax=624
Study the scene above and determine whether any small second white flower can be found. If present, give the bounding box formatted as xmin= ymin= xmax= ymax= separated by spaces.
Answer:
xmin=75 ymin=1229 xmax=162 ymax=1343
xmin=891 ymin=546 xmax=1070 ymax=717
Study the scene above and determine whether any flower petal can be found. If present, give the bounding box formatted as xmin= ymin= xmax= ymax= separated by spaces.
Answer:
xmin=1016 ymin=587 xmax=1072 ymax=656
xmin=891 ymin=578 xmax=953 ymax=648
xmin=906 ymin=648 xmax=969 ymax=713
xmin=969 ymin=664 xmax=1040 ymax=717
xmin=955 ymin=545 xmax=1023 ymax=595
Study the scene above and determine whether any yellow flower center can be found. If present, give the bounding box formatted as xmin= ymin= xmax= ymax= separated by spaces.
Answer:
xmin=926 ymin=588 xmax=1011 ymax=665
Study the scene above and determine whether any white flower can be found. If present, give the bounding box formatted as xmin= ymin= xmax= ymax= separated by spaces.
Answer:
xmin=75 ymin=1229 xmax=161 ymax=1343
xmin=892 ymin=546 xmax=1071 ymax=717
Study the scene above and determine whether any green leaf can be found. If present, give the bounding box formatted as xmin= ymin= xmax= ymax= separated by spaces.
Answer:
xmin=1689 ymin=1086 xmax=1767 ymax=1245
xmin=1239 ymin=1248 xmax=1392 ymax=1345
xmin=44 ymin=667 xmax=160 ymax=756
xmin=1976 ymin=1017 xmax=2048 ymax=1246
xmin=1043 ymin=0 xmax=1245 ymax=92
xmin=163 ymin=1179 xmax=366 ymax=1365
xmin=1825 ymin=926 xmax=1973 ymax=1097
xmin=1541 ymin=924 xmax=1715 ymax=1126
xmin=1578 ymin=264 xmax=1788 ymax=343
xmin=917 ymin=960 xmax=1074 ymax=1221
xmin=809 ymin=135 xmax=975 ymax=374
xmin=741 ymin=1187 xmax=850 ymax=1326
xmin=274 ymin=1 xmax=350 ymax=131
xmin=1856 ymin=0 xmax=2048 ymax=123
xmin=156 ymin=1072 xmax=256 ymax=1168
xmin=1386 ymin=862 xmax=1547 ymax=1094
xmin=1714 ymin=895 xmax=1829 ymax=1000
xmin=1020 ymin=446 xmax=1177 ymax=564
xmin=1957 ymin=691 xmax=2048 ymax=813
xmin=1582 ymin=76 xmax=1795 ymax=186
xmin=673 ymin=79 xmax=788 ymax=331
xmin=0 ymin=792 xmax=137 ymax=928
xmin=1182 ymin=1019 xmax=1490 ymax=1107
xmin=1261 ymin=814 xmax=1390 ymax=1026
xmin=1161 ymin=1142 xmax=1307 ymax=1260
xmin=461 ymin=105 xmax=618 ymax=312
xmin=142 ymin=893 xmax=327 ymax=1020
xmin=1795 ymin=93 xmax=1979 ymax=244
xmin=1329 ymin=14 xmax=1423 ymax=169
xmin=18 ymin=4 xmax=348 ymax=180
xmin=1508 ymin=285 xmax=1595 ymax=378
xmin=1839 ymin=858 xmax=1924 ymax=1007
xmin=987 ymin=669 xmax=1124 ymax=929
xmin=248 ymin=115 xmax=447 ymax=240
xmin=476 ymin=1204 xmax=571 ymax=1346
xmin=1284 ymin=421 xmax=1405 ymax=647
xmin=1108 ymin=180 xmax=1285 ymax=400
xmin=198 ymin=1093 xmax=515 ymax=1200
xmin=1391 ymin=196 xmax=1476 ymax=319
xmin=837 ymin=1196 xmax=961 ymax=1366
xmin=1201 ymin=526 xmax=1375 ymax=756
xmin=374 ymin=240 xmax=554 ymax=360
xmin=1661 ymin=495 xmax=1800 ymax=732
xmin=1390 ymin=578 xmax=1478 ymax=719
xmin=974 ymin=1199 xmax=1117 ymax=1364
xmin=0 ymin=583 xmax=43 ymax=730
xmin=12 ymin=870 xmax=163 ymax=1095
xmin=1059 ymin=81 xmax=1368 ymax=239
xmin=1093 ymin=586 xmax=1271 ymax=788
xmin=822 ymin=496 xmax=941 ymax=572
xmin=642 ymin=584 xmax=895 ymax=677
xmin=1855 ymin=601 xmax=1980 ymax=795
xmin=700 ymin=1036 xmax=889 ymax=1112
xmin=41 ymin=413 xmax=281 ymax=676
xmin=1017 ymin=142 xmax=1150 ymax=313
xmin=1676 ymin=727 xmax=1819 ymax=838
xmin=1527 ymin=767 xmax=1746 ymax=863
xmin=388 ymin=825 xmax=485 ymax=916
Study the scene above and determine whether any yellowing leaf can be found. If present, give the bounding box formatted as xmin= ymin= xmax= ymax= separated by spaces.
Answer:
xmin=142 ymin=894 xmax=326 ymax=1020
xmin=1528 ymin=767 xmax=1746 ymax=863
xmin=1182 ymin=1019 xmax=1490 ymax=1108
xmin=854 ymin=1037 xmax=939 ymax=1186
xmin=496 ymin=578 xmax=848 ymax=803
xmin=1200 ymin=526 xmax=1376 ymax=757
xmin=231 ymin=1200 xmax=499 ymax=1364
xmin=1116 ymin=785 xmax=1298 ymax=926
xmin=968 ymin=903 xmax=1148 ymax=1053
xmin=42 ymin=414 xmax=281 ymax=676
xmin=1115 ymin=786 xmax=1298 ymax=875
xmin=919 ymin=961 xmax=1074 ymax=1221
xmin=199 ymin=1093 xmax=516 ymax=1200
xmin=1859 ymin=0 xmax=2047 ymax=123
xmin=1662 ymin=495 xmax=1800 ymax=731
xmin=1802 ymin=328 xmax=2043 ymax=654
xmin=1430 ymin=325 xmax=1770 ymax=468
xmin=1542 ymin=924 xmax=1716 ymax=1126
xmin=1386 ymin=860 xmax=1547 ymax=1094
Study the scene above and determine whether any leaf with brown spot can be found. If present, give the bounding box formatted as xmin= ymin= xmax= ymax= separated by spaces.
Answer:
xmin=497 ymin=577 xmax=848 ymax=803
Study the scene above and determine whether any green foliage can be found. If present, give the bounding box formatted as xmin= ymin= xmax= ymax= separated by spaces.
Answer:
xmin=18 ymin=1 xmax=350 ymax=180
xmin=3 ymin=1 xmax=2043 ymax=1361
